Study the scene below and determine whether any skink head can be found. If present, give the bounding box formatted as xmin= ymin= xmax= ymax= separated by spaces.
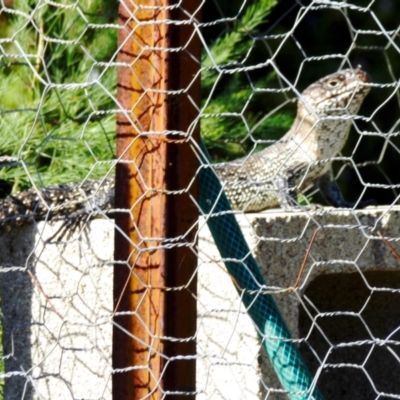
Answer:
xmin=300 ymin=66 xmax=371 ymax=116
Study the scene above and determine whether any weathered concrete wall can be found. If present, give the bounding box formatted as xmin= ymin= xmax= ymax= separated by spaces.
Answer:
xmin=198 ymin=207 xmax=400 ymax=399
xmin=0 ymin=218 xmax=261 ymax=399
xmin=1 ymin=207 xmax=400 ymax=399
xmin=0 ymin=221 xmax=114 ymax=400
xmin=251 ymin=207 xmax=400 ymax=399
xmin=196 ymin=216 xmax=261 ymax=399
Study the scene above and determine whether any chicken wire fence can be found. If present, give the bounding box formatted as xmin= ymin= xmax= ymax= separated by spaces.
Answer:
xmin=0 ymin=0 xmax=400 ymax=399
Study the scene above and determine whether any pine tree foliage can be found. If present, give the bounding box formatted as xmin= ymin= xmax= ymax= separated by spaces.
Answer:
xmin=0 ymin=0 xmax=117 ymax=193
xmin=0 ymin=0 xmax=284 ymax=193
xmin=201 ymin=0 xmax=293 ymax=161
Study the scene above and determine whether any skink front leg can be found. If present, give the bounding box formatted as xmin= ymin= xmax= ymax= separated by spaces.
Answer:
xmin=317 ymin=171 xmax=376 ymax=209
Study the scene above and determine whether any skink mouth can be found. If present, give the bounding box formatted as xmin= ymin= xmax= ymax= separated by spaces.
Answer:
xmin=350 ymin=67 xmax=371 ymax=98
xmin=341 ymin=67 xmax=371 ymax=96
xmin=355 ymin=65 xmax=371 ymax=84
xmin=313 ymin=84 xmax=370 ymax=109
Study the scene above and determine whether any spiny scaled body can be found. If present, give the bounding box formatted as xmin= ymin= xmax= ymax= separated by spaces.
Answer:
xmin=215 ymin=67 xmax=371 ymax=211
xmin=0 ymin=68 xmax=372 ymax=230
xmin=0 ymin=178 xmax=115 ymax=230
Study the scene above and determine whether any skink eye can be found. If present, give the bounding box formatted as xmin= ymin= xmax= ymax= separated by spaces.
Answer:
xmin=327 ymin=79 xmax=340 ymax=88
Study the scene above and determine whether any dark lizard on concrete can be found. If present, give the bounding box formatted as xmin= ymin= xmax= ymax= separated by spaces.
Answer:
xmin=0 ymin=67 xmax=373 ymax=230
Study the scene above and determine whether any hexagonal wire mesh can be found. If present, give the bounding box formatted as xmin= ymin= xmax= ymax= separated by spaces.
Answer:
xmin=0 ymin=0 xmax=400 ymax=399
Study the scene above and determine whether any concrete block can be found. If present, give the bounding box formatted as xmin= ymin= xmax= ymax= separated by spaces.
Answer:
xmin=0 ymin=221 xmax=114 ymax=400
xmin=2 ymin=206 xmax=400 ymax=399
xmin=198 ymin=207 xmax=400 ymax=399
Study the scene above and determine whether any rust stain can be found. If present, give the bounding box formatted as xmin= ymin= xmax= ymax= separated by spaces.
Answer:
xmin=113 ymin=1 xmax=200 ymax=398
xmin=113 ymin=1 xmax=169 ymax=399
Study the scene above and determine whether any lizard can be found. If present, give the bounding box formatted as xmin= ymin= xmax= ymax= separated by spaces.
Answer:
xmin=0 ymin=66 xmax=373 ymax=231
xmin=214 ymin=66 xmax=373 ymax=211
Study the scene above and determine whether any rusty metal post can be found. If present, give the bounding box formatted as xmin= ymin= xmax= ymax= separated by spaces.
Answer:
xmin=113 ymin=1 xmax=201 ymax=399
